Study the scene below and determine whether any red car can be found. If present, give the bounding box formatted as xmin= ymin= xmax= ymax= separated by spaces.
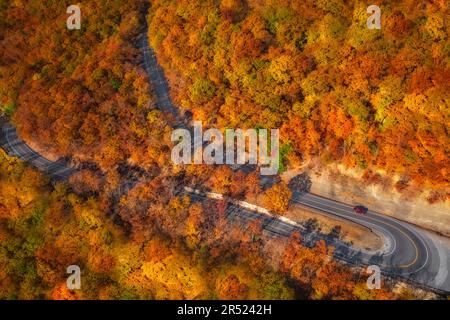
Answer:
xmin=353 ymin=205 xmax=368 ymax=215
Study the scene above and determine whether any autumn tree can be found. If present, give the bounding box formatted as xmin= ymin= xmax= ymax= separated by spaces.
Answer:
xmin=262 ymin=181 xmax=292 ymax=214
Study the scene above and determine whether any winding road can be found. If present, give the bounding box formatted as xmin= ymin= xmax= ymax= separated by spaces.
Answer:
xmin=0 ymin=26 xmax=448 ymax=294
xmin=0 ymin=122 xmax=75 ymax=180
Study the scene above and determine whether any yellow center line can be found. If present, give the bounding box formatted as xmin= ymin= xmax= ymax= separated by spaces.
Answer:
xmin=362 ymin=214 xmax=420 ymax=268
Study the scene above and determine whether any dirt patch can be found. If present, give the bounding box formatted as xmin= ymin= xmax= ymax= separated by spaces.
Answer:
xmin=249 ymin=189 xmax=383 ymax=252
xmin=285 ymin=203 xmax=383 ymax=252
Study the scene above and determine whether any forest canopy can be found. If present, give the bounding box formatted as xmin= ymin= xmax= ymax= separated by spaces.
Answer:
xmin=0 ymin=149 xmax=402 ymax=299
xmin=0 ymin=0 xmax=175 ymax=173
xmin=147 ymin=0 xmax=449 ymax=188
xmin=1 ymin=0 xmax=448 ymax=189
xmin=0 ymin=0 xmax=448 ymax=300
